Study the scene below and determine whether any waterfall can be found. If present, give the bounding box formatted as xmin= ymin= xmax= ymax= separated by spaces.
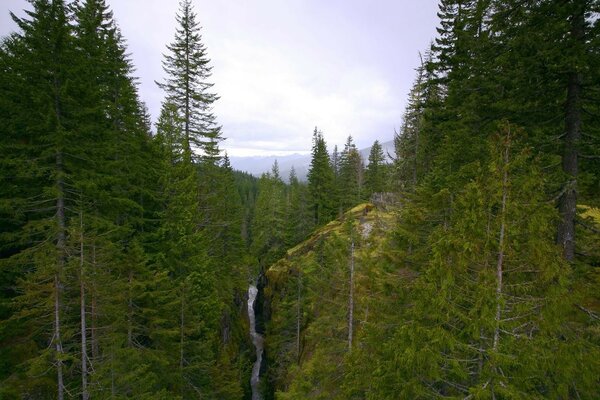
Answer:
xmin=248 ymin=284 xmax=264 ymax=400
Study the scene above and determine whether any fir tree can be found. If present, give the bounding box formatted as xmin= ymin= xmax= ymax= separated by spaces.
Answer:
xmin=252 ymin=162 xmax=287 ymax=268
xmin=1 ymin=2 xmax=77 ymax=397
xmin=307 ymin=127 xmax=336 ymax=225
xmin=154 ymin=101 xmax=220 ymax=397
xmin=157 ymin=0 xmax=222 ymax=161
xmin=394 ymin=53 xmax=428 ymax=189
xmin=285 ymin=167 xmax=314 ymax=247
xmin=364 ymin=140 xmax=388 ymax=197
xmin=338 ymin=135 xmax=364 ymax=210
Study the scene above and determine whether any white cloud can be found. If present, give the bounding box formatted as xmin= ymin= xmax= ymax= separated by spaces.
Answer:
xmin=0 ymin=0 xmax=440 ymax=157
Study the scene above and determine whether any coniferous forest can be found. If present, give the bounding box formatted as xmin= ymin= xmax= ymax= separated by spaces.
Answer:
xmin=1 ymin=0 xmax=599 ymax=399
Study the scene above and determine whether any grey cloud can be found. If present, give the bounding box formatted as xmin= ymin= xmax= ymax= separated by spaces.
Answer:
xmin=1 ymin=0 xmax=439 ymax=157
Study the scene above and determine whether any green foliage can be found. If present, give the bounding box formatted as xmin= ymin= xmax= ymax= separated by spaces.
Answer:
xmin=337 ymin=136 xmax=365 ymax=210
xmin=234 ymin=169 xmax=259 ymax=245
xmin=307 ymin=127 xmax=336 ymax=225
xmin=285 ymin=168 xmax=315 ymax=248
xmin=0 ymin=1 xmax=249 ymax=397
xmin=363 ymin=128 xmax=593 ymax=398
xmin=264 ymin=204 xmax=387 ymax=399
xmin=2 ymin=0 xmax=599 ymax=398
xmin=261 ymin=1 xmax=600 ymax=396
xmin=252 ymin=163 xmax=287 ymax=269
xmin=157 ymin=0 xmax=222 ymax=161
xmin=394 ymin=51 xmax=439 ymax=190
xmin=364 ymin=140 xmax=388 ymax=197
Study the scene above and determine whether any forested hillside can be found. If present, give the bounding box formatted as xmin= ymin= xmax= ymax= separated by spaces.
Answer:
xmin=259 ymin=1 xmax=600 ymax=398
xmin=0 ymin=0 xmax=249 ymax=398
xmin=1 ymin=0 xmax=599 ymax=399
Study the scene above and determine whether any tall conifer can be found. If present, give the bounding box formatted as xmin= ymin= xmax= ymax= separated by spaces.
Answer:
xmin=365 ymin=140 xmax=387 ymax=197
xmin=307 ymin=128 xmax=336 ymax=225
xmin=157 ymin=0 xmax=222 ymax=161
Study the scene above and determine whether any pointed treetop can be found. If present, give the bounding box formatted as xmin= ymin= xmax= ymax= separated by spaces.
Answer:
xmin=157 ymin=0 xmax=222 ymax=163
xmin=271 ymin=160 xmax=281 ymax=180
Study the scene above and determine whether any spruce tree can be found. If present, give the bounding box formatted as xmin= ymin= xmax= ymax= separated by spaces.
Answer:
xmin=364 ymin=125 xmax=599 ymax=398
xmin=337 ymin=135 xmax=364 ymax=210
xmin=364 ymin=140 xmax=387 ymax=197
xmin=157 ymin=0 xmax=222 ymax=161
xmin=1 ymin=2 xmax=77 ymax=396
xmin=285 ymin=167 xmax=314 ymax=247
xmin=154 ymin=101 xmax=220 ymax=397
xmin=394 ymin=53 xmax=429 ymax=189
xmin=307 ymin=127 xmax=336 ymax=225
xmin=252 ymin=162 xmax=287 ymax=268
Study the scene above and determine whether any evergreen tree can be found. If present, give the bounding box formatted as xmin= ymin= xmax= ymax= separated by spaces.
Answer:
xmin=307 ymin=128 xmax=336 ymax=225
xmin=0 ymin=2 xmax=77 ymax=397
xmin=234 ymin=170 xmax=259 ymax=246
xmin=367 ymin=126 xmax=599 ymax=398
xmin=252 ymin=162 xmax=287 ymax=268
xmin=337 ymin=135 xmax=364 ymax=210
xmin=157 ymin=0 xmax=222 ymax=161
xmin=364 ymin=140 xmax=388 ymax=197
xmin=490 ymin=0 xmax=600 ymax=261
xmin=0 ymin=0 xmax=157 ymax=396
xmin=394 ymin=53 xmax=430 ymax=189
xmin=285 ymin=167 xmax=314 ymax=247
xmin=330 ymin=144 xmax=342 ymax=210
xmin=154 ymin=101 xmax=221 ymax=397
xmin=71 ymin=2 xmax=162 ymax=396
xmin=156 ymin=4 xmax=248 ymax=394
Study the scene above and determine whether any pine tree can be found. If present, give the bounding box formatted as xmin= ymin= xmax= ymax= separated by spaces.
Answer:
xmin=157 ymin=0 xmax=222 ymax=161
xmin=364 ymin=140 xmax=387 ymax=197
xmin=337 ymin=135 xmax=364 ymax=210
xmin=0 ymin=2 xmax=77 ymax=397
xmin=307 ymin=128 xmax=336 ymax=225
xmin=234 ymin=170 xmax=259 ymax=247
xmin=394 ymin=54 xmax=428 ymax=189
xmin=285 ymin=167 xmax=314 ymax=247
xmin=493 ymin=0 xmax=599 ymax=261
xmin=72 ymin=2 xmax=162 ymax=396
xmin=252 ymin=162 xmax=287 ymax=268
xmin=154 ymin=101 xmax=220 ymax=397
xmin=364 ymin=125 xmax=599 ymax=398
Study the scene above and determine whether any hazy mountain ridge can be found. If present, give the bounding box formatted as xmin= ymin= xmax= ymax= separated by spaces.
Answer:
xmin=229 ymin=139 xmax=395 ymax=181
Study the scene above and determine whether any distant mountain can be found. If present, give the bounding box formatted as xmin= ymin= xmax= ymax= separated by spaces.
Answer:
xmin=359 ymin=139 xmax=395 ymax=163
xmin=229 ymin=153 xmax=310 ymax=181
xmin=229 ymin=140 xmax=395 ymax=182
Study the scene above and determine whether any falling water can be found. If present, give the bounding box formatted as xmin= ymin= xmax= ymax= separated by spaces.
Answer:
xmin=248 ymin=284 xmax=264 ymax=400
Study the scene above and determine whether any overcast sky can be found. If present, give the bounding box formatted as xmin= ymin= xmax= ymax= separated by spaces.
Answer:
xmin=1 ymin=0 xmax=440 ymax=157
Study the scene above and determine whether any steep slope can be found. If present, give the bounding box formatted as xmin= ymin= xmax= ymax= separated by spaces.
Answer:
xmin=256 ymin=196 xmax=600 ymax=400
xmin=258 ymin=202 xmax=395 ymax=399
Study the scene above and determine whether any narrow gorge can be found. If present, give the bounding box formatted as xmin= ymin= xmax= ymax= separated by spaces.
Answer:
xmin=247 ymin=284 xmax=264 ymax=400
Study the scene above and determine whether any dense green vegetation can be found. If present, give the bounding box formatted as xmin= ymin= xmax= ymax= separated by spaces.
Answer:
xmin=1 ymin=0 xmax=599 ymax=399
xmin=0 ymin=0 xmax=249 ymax=398
xmin=261 ymin=1 xmax=600 ymax=399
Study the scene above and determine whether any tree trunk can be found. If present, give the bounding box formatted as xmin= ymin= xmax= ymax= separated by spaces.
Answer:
xmin=348 ymin=240 xmax=355 ymax=351
xmin=111 ymin=351 xmax=116 ymax=398
xmin=80 ymin=213 xmax=89 ymax=400
xmin=55 ymin=152 xmax=66 ymax=400
xmin=91 ymin=243 xmax=99 ymax=360
xmin=296 ymin=272 xmax=302 ymax=363
xmin=493 ymin=132 xmax=509 ymax=352
xmin=491 ymin=128 xmax=510 ymax=399
xmin=180 ymin=284 xmax=185 ymax=373
xmin=557 ymin=3 xmax=584 ymax=261
xmin=127 ymin=270 xmax=134 ymax=347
